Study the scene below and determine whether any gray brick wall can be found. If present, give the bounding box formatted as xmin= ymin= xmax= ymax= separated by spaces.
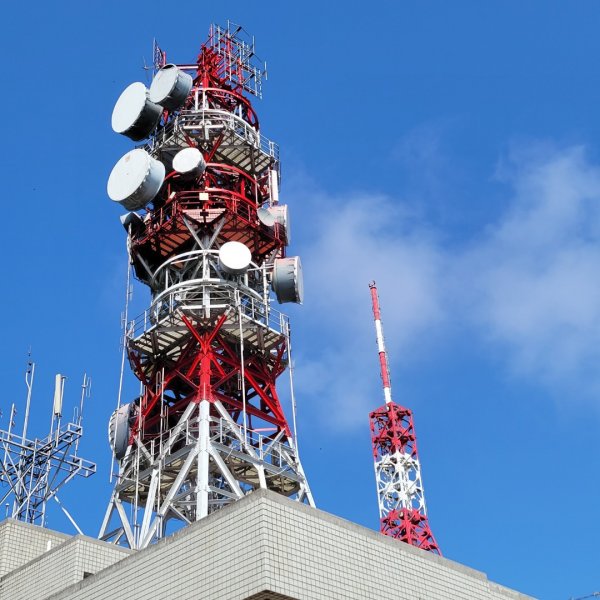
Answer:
xmin=0 ymin=535 xmax=130 ymax=600
xmin=46 ymin=499 xmax=269 ymax=600
xmin=0 ymin=519 xmax=69 ymax=578
xmin=41 ymin=490 xmax=534 ymax=600
xmin=258 ymin=495 xmax=533 ymax=600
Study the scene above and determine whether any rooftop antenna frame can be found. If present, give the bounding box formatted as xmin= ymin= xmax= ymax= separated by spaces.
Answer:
xmin=0 ymin=363 xmax=96 ymax=531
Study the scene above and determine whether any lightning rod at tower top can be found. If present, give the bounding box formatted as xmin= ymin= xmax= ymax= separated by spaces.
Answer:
xmin=368 ymin=281 xmax=441 ymax=554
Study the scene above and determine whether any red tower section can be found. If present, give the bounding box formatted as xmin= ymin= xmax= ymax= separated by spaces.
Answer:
xmin=368 ymin=282 xmax=440 ymax=554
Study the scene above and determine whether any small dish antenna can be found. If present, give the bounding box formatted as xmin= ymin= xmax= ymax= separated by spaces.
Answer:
xmin=112 ymin=82 xmax=162 ymax=141
xmin=272 ymin=256 xmax=304 ymax=303
xmin=173 ymin=147 xmax=206 ymax=178
xmin=257 ymin=207 xmax=276 ymax=227
xmin=107 ymin=149 xmax=166 ymax=211
xmin=150 ymin=64 xmax=193 ymax=110
xmin=120 ymin=212 xmax=145 ymax=234
xmin=108 ymin=403 xmax=133 ymax=460
xmin=218 ymin=241 xmax=252 ymax=274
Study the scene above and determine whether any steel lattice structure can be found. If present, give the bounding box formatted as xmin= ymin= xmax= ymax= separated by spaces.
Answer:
xmin=0 ymin=368 xmax=96 ymax=531
xmin=100 ymin=23 xmax=313 ymax=549
xmin=368 ymin=282 xmax=440 ymax=554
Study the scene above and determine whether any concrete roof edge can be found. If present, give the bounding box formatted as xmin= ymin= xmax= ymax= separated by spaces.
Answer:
xmin=253 ymin=490 xmax=490 ymax=580
xmin=44 ymin=490 xmax=271 ymax=600
xmin=253 ymin=492 xmax=537 ymax=598
xmin=0 ymin=518 xmax=71 ymax=540
xmin=0 ymin=533 xmax=132 ymax=584
xmin=40 ymin=489 xmax=534 ymax=600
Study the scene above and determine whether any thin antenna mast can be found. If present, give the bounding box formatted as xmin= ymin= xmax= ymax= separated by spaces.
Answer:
xmin=369 ymin=282 xmax=392 ymax=405
xmin=74 ymin=374 xmax=91 ymax=454
xmin=78 ymin=374 xmax=90 ymax=426
xmin=22 ymin=354 xmax=35 ymax=442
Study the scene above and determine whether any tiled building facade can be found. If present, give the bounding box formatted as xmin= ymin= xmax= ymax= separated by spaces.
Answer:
xmin=0 ymin=490 xmax=533 ymax=600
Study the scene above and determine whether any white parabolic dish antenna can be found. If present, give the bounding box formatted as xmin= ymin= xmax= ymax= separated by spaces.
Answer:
xmin=219 ymin=241 xmax=252 ymax=275
xmin=257 ymin=207 xmax=276 ymax=227
xmin=107 ymin=149 xmax=166 ymax=211
xmin=173 ymin=147 xmax=206 ymax=178
xmin=112 ymin=82 xmax=162 ymax=141
xmin=149 ymin=64 xmax=193 ymax=110
xmin=273 ymin=256 xmax=303 ymax=304
xmin=108 ymin=404 xmax=131 ymax=461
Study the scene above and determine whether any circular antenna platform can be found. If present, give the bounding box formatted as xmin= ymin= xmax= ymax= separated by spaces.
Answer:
xmin=112 ymin=82 xmax=162 ymax=141
xmin=150 ymin=64 xmax=193 ymax=110
xmin=257 ymin=207 xmax=276 ymax=227
xmin=107 ymin=149 xmax=166 ymax=211
xmin=219 ymin=241 xmax=252 ymax=275
xmin=273 ymin=256 xmax=303 ymax=304
xmin=172 ymin=147 xmax=206 ymax=178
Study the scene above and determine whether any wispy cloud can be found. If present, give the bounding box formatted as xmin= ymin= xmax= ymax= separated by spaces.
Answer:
xmin=464 ymin=144 xmax=600 ymax=392
xmin=286 ymin=141 xmax=600 ymax=430
xmin=288 ymin=182 xmax=446 ymax=430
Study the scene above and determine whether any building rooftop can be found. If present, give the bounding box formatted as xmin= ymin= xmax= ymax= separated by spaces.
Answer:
xmin=0 ymin=490 xmax=534 ymax=600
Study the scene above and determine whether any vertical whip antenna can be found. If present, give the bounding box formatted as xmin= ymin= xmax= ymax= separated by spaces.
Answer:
xmin=22 ymin=354 xmax=35 ymax=442
xmin=369 ymin=281 xmax=392 ymax=405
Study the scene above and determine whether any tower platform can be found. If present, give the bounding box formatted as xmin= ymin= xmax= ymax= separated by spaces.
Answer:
xmin=0 ymin=490 xmax=533 ymax=600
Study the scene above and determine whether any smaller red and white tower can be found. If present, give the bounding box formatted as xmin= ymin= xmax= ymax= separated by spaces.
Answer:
xmin=368 ymin=281 xmax=441 ymax=554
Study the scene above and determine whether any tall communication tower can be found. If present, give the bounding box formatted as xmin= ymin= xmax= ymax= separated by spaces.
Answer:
xmin=368 ymin=282 xmax=440 ymax=554
xmin=0 ymin=361 xmax=96 ymax=532
xmin=100 ymin=22 xmax=313 ymax=549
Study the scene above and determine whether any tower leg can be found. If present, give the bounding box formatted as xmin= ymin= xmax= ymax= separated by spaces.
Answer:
xmin=101 ymin=394 xmax=314 ymax=549
xmin=197 ymin=399 xmax=210 ymax=519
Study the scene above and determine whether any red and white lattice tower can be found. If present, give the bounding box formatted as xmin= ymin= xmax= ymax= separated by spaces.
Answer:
xmin=368 ymin=282 xmax=441 ymax=554
xmin=99 ymin=23 xmax=313 ymax=549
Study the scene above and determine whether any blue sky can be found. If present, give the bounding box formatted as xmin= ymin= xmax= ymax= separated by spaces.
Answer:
xmin=2 ymin=1 xmax=600 ymax=598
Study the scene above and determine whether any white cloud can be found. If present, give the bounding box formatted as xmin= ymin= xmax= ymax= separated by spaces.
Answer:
xmin=289 ymin=184 xmax=446 ymax=430
xmin=287 ymin=143 xmax=600 ymax=431
xmin=464 ymin=145 xmax=600 ymax=390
